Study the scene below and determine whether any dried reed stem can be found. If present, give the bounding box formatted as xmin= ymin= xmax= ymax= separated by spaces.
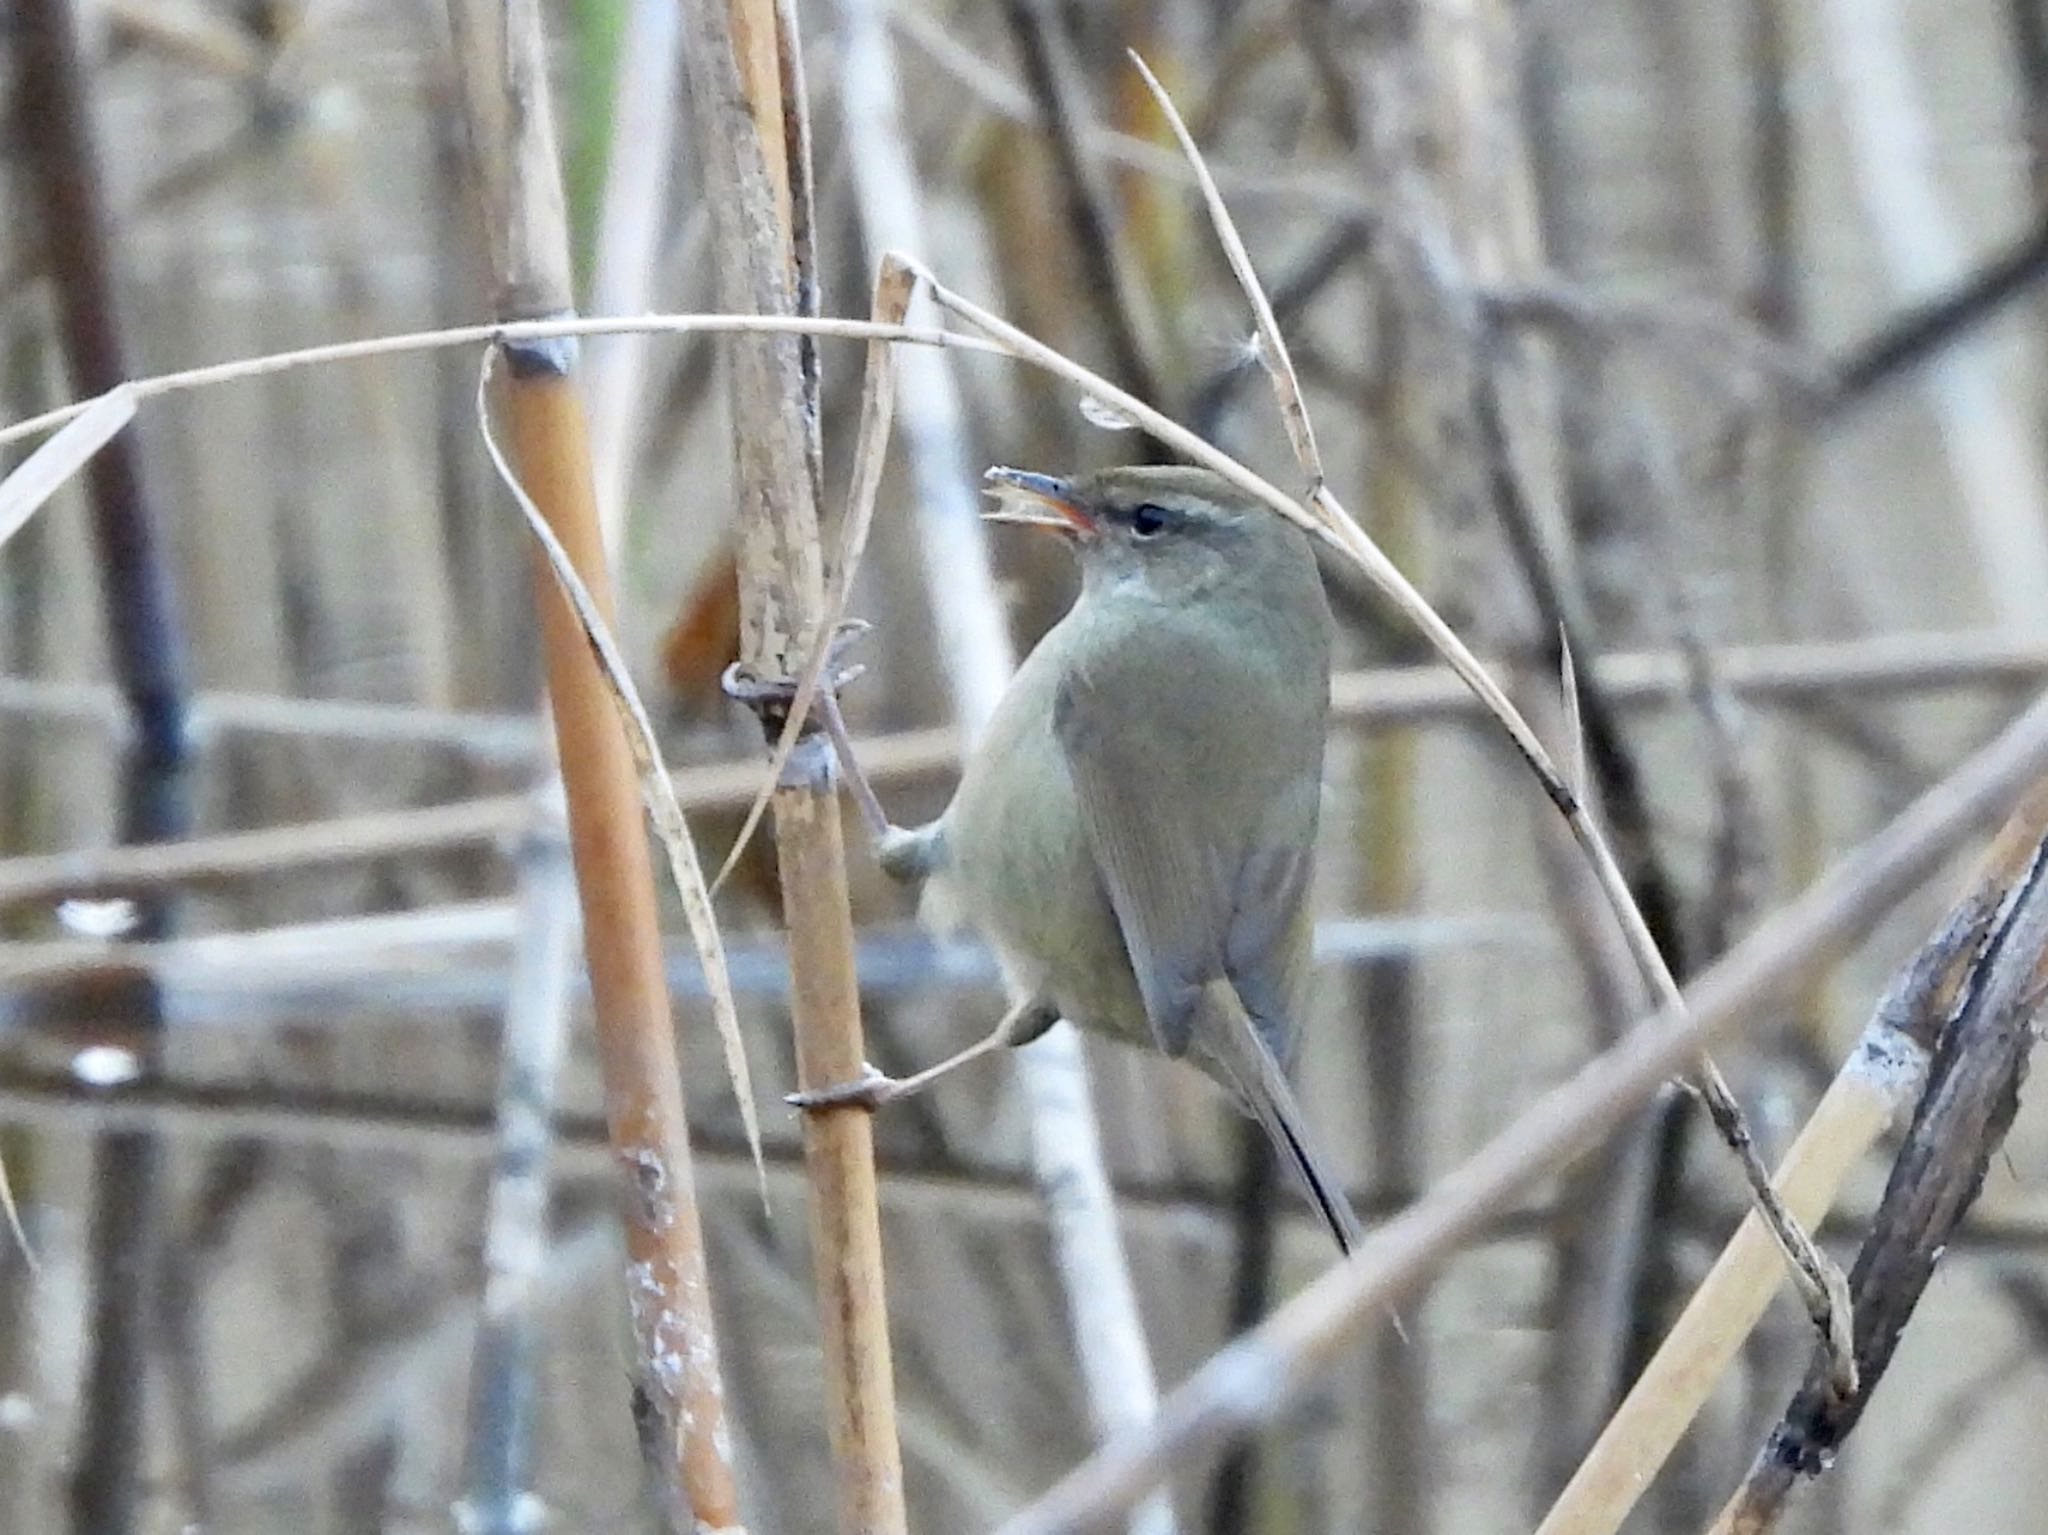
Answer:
xmin=680 ymin=1 xmax=907 ymax=1529
xmin=443 ymin=1 xmax=741 ymax=1525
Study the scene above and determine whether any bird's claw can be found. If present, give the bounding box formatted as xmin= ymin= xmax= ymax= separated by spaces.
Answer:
xmin=785 ymin=1062 xmax=897 ymax=1112
xmin=721 ymin=621 xmax=871 ymax=710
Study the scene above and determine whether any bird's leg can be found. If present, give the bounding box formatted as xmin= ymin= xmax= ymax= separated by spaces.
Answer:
xmin=815 ymin=688 xmax=893 ymax=843
xmin=786 ymin=997 xmax=1040 ymax=1112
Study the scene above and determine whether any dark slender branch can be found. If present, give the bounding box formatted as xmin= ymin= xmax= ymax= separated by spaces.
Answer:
xmin=1204 ymin=1130 xmax=1278 ymax=1535
xmin=1471 ymin=352 xmax=1689 ymax=974
xmin=15 ymin=5 xmax=191 ymax=762
xmin=14 ymin=9 xmax=195 ymax=1534
xmin=1816 ymin=215 xmax=2048 ymax=419
xmin=1190 ymin=219 xmax=1373 ymax=438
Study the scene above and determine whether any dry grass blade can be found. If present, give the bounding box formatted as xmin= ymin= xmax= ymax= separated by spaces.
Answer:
xmin=710 ymin=257 xmax=915 ymax=895
xmin=1115 ymin=58 xmax=1850 ymax=1367
xmin=0 ymin=385 xmax=136 ymax=553
xmin=1559 ymin=622 xmax=1587 ymax=803
xmin=473 ymin=352 xmax=765 ymax=1199
xmin=0 ymin=315 xmax=1009 ymax=455
xmin=1125 ymin=50 xmax=1322 ymax=485
xmin=0 ymin=1151 xmax=34 ymax=1274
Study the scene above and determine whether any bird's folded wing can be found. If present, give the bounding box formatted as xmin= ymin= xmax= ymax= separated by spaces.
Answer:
xmin=1053 ymin=638 xmax=1309 ymax=1060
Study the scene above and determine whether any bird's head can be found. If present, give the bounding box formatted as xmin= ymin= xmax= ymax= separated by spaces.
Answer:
xmin=982 ymin=464 xmax=1314 ymax=604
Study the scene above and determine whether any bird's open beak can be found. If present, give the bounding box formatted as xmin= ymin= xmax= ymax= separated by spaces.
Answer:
xmin=982 ymin=467 xmax=1093 ymax=537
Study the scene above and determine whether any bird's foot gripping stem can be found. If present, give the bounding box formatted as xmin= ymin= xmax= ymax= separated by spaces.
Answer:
xmin=786 ymin=1063 xmax=901 ymax=1113
xmin=720 ymin=620 xmax=893 ymax=839
xmin=718 ymin=618 xmax=872 ymax=715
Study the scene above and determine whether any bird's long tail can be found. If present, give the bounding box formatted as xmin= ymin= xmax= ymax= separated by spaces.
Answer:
xmin=1201 ymin=987 xmax=1363 ymax=1256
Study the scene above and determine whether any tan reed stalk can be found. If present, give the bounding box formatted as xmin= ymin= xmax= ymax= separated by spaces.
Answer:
xmin=678 ymin=2 xmax=908 ymax=1530
xmin=837 ymin=6 xmax=1179 ymax=1528
xmin=442 ymin=1 xmax=742 ymax=1526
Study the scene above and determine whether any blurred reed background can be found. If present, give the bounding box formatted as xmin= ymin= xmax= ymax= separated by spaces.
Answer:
xmin=6 ymin=1 xmax=2048 ymax=1533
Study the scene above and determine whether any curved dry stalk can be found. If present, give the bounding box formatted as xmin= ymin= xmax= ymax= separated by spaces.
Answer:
xmin=0 ymin=313 xmax=1009 ymax=452
xmin=1126 ymin=52 xmax=1320 ymax=481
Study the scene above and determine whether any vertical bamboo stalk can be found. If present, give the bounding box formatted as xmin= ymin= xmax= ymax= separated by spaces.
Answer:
xmin=679 ymin=3 xmax=908 ymax=1532
xmin=442 ymin=4 xmax=741 ymax=1528
xmin=14 ymin=6 xmax=194 ymax=1531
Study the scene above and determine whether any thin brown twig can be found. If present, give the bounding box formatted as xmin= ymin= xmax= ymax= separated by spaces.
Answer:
xmin=1003 ymin=0 xmax=1173 ymax=421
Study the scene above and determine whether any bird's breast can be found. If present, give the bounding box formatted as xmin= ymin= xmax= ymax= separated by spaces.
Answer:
xmin=930 ymin=658 xmax=1153 ymax=1045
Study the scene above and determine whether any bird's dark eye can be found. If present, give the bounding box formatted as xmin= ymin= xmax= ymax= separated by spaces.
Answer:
xmin=1128 ymin=503 xmax=1170 ymax=538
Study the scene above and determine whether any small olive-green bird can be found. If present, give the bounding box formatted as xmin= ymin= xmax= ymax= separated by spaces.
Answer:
xmin=794 ymin=463 xmax=1361 ymax=1253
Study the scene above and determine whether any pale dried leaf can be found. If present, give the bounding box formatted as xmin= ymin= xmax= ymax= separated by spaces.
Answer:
xmin=474 ymin=353 xmax=765 ymax=1202
xmin=0 ymin=387 xmax=138 ymax=555
xmin=0 ymin=1152 xmax=34 ymax=1276
xmin=1559 ymin=623 xmax=1586 ymax=804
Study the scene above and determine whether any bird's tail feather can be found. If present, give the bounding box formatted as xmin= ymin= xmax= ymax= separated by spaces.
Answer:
xmin=1201 ymin=986 xmax=1363 ymax=1256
